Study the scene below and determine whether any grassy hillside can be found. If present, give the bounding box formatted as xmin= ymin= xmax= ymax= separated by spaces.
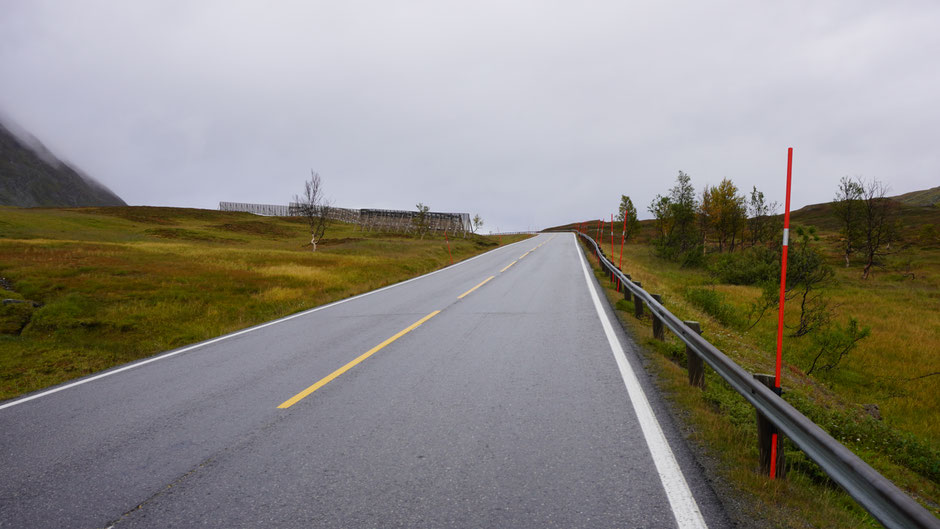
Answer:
xmin=553 ymin=200 xmax=939 ymax=525
xmin=580 ymin=247 xmax=939 ymax=526
xmin=0 ymin=121 xmax=125 ymax=207
xmin=893 ymin=186 xmax=940 ymax=207
xmin=789 ymin=199 xmax=940 ymax=241
xmin=0 ymin=206 xmax=528 ymax=400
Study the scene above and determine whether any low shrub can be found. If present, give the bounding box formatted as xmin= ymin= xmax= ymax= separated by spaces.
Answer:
xmin=684 ymin=286 xmax=742 ymax=328
xmin=787 ymin=392 xmax=940 ymax=483
xmin=710 ymin=245 xmax=780 ymax=285
xmin=680 ymin=247 xmax=707 ymax=268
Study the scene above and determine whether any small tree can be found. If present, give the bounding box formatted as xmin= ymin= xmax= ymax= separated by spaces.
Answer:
xmin=700 ymin=179 xmax=746 ymax=253
xmin=413 ymin=202 xmax=431 ymax=238
xmin=669 ymin=171 xmax=699 ymax=255
xmin=616 ymin=195 xmax=640 ymax=243
xmin=747 ymin=186 xmax=779 ymax=247
xmin=858 ymin=178 xmax=901 ymax=279
xmin=472 ymin=214 xmax=484 ymax=234
xmin=786 ymin=226 xmax=835 ymax=336
xmin=294 ymin=171 xmax=333 ymax=252
xmin=832 ymin=176 xmax=864 ymax=267
xmin=649 ymin=171 xmax=700 ymax=262
xmin=746 ymin=226 xmax=833 ymax=336
xmin=698 ymin=186 xmax=714 ymax=251
xmin=649 ymin=195 xmax=672 ymax=243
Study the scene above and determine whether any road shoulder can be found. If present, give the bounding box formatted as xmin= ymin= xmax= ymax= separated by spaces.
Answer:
xmin=576 ymin=237 xmax=756 ymax=529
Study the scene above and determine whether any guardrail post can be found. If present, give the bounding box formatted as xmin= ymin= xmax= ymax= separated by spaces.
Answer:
xmin=684 ymin=321 xmax=705 ymax=389
xmin=623 ymin=274 xmax=632 ymax=301
xmin=683 ymin=321 xmax=705 ymax=389
xmin=633 ymin=282 xmax=644 ymax=318
xmin=754 ymin=373 xmax=786 ymax=478
xmin=651 ymin=294 xmax=664 ymax=340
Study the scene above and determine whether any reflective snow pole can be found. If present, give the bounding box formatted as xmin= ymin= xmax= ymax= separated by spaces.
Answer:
xmin=771 ymin=147 xmax=794 ymax=479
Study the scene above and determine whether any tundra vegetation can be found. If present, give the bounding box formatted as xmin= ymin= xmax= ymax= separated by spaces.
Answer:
xmin=566 ymin=174 xmax=938 ymax=527
xmin=0 ymin=206 xmax=530 ymax=400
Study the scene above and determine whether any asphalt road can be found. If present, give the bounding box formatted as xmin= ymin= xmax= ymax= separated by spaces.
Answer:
xmin=1 ymin=233 xmax=732 ymax=528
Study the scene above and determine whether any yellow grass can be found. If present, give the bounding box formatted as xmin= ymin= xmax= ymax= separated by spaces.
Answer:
xmin=254 ymin=264 xmax=338 ymax=284
xmin=0 ymin=206 xmax=532 ymax=400
xmin=253 ymin=287 xmax=307 ymax=303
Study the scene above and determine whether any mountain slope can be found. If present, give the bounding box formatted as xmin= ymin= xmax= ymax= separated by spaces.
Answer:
xmin=892 ymin=186 xmax=940 ymax=207
xmin=0 ymin=121 xmax=125 ymax=207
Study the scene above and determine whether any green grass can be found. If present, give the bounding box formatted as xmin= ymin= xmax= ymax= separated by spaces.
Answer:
xmin=575 ymin=236 xmax=939 ymax=526
xmin=0 ymin=206 xmax=530 ymax=400
xmin=683 ymin=286 xmax=744 ymax=329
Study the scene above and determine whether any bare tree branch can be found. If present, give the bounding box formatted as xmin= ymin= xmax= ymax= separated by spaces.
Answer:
xmin=293 ymin=171 xmax=333 ymax=251
xmin=858 ymin=178 xmax=901 ymax=279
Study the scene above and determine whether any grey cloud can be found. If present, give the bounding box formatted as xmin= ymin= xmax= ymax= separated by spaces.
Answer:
xmin=1 ymin=0 xmax=938 ymax=230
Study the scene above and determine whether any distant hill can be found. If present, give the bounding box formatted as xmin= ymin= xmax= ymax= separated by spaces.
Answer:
xmin=788 ymin=187 xmax=939 ymax=236
xmin=0 ymin=120 xmax=125 ymax=207
xmin=891 ymin=186 xmax=940 ymax=207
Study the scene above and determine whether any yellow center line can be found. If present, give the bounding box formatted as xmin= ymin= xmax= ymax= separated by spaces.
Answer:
xmin=457 ymin=275 xmax=495 ymax=299
xmin=277 ymin=234 xmax=557 ymax=409
xmin=277 ymin=310 xmax=441 ymax=409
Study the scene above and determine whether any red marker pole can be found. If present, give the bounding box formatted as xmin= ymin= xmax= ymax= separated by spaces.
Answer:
xmin=770 ymin=147 xmax=794 ymax=480
xmin=618 ymin=211 xmax=627 ymax=291
xmin=610 ymin=214 xmax=615 ymax=259
xmin=610 ymin=214 xmax=615 ymax=282
xmin=619 ymin=211 xmax=627 ymax=269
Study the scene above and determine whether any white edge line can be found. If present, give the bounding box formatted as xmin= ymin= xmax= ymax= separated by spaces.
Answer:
xmin=574 ymin=233 xmax=708 ymax=529
xmin=0 ymin=235 xmax=540 ymax=411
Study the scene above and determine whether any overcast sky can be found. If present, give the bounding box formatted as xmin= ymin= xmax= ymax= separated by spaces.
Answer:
xmin=2 ymin=1 xmax=938 ymax=231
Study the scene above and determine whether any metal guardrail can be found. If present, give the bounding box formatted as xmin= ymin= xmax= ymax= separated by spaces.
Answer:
xmin=574 ymin=231 xmax=938 ymax=529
